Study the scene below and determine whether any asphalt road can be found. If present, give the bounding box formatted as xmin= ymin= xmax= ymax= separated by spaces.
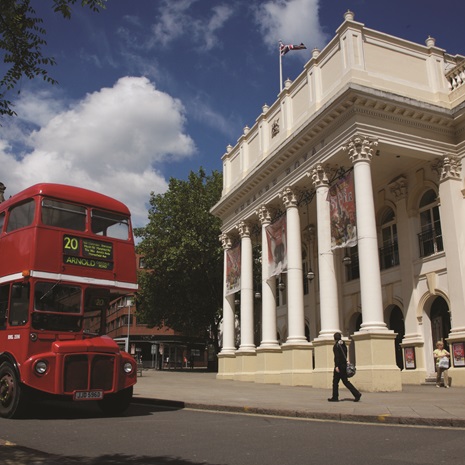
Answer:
xmin=1 ymin=400 xmax=464 ymax=465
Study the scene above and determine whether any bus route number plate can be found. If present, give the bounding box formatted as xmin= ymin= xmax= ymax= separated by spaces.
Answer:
xmin=74 ymin=390 xmax=104 ymax=401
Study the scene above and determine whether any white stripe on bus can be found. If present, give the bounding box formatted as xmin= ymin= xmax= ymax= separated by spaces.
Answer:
xmin=0 ymin=271 xmax=138 ymax=290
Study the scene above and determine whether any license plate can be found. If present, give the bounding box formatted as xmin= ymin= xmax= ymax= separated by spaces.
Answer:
xmin=73 ymin=390 xmax=104 ymax=401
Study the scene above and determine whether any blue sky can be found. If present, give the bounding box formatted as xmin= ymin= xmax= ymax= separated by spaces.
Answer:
xmin=1 ymin=0 xmax=465 ymax=227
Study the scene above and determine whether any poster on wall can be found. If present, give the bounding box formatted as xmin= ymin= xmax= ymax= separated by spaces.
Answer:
xmin=404 ymin=347 xmax=416 ymax=369
xmin=452 ymin=342 xmax=465 ymax=367
xmin=225 ymin=244 xmax=241 ymax=296
xmin=266 ymin=215 xmax=288 ymax=278
xmin=327 ymin=170 xmax=357 ymax=249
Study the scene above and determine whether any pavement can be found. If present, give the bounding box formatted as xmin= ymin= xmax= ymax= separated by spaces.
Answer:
xmin=133 ymin=368 xmax=465 ymax=428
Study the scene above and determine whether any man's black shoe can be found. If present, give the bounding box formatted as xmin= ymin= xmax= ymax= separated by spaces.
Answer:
xmin=354 ymin=393 xmax=362 ymax=402
xmin=327 ymin=398 xmax=339 ymax=402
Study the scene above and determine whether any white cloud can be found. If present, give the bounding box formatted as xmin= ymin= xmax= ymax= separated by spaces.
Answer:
xmin=254 ymin=0 xmax=329 ymax=54
xmin=150 ymin=0 xmax=233 ymax=51
xmin=0 ymin=77 xmax=196 ymax=227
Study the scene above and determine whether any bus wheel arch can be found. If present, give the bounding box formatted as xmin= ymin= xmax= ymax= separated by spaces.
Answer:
xmin=0 ymin=360 xmax=28 ymax=419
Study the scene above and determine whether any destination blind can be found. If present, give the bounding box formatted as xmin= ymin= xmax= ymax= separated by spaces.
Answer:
xmin=63 ymin=235 xmax=114 ymax=270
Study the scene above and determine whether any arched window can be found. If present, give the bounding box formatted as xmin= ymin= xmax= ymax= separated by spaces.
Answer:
xmin=418 ymin=189 xmax=443 ymax=257
xmin=379 ymin=207 xmax=399 ymax=269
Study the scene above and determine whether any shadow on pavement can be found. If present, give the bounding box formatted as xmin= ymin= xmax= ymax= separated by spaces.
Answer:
xmin=12 ymin=398 xmax=184 ymax=421
xmin=0 ymin=446 xmax=226 ymax=465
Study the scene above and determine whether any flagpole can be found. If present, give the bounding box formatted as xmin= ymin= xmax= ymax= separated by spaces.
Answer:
xmin=279 ymin=46 xmax=283 ymax=92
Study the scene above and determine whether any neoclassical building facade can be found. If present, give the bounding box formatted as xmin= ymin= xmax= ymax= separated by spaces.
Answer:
xmin=211 ymin=11 xmax=465 ymax=391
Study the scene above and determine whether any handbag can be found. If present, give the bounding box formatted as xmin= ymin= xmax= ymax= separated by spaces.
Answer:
xmin=346 ymin=362 xmax=356 ymax=378
xmin=338 ymin=342 xmax=356 ymax=378
xmin=438 ymin=357 xmax=449 ymax=369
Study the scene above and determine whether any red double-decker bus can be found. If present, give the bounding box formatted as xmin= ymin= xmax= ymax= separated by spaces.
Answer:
xmin=0 ymin=183 xmax=138 ymax=418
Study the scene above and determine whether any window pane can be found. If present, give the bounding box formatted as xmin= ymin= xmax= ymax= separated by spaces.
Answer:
xmin=6 ymin=199 xmax=35 ymax=232
xmin=34 ymin=282 xmax=81 ymax=313
xmin=381 ymin=208 xmax=395 ymax=225
xmin=0 ymin=212 xmax=4 ymax=233
xmin=419 ymin=189 xmax=436 ymax=208
xmin=41 ymin=199 xmax=86 ymax=231
xmin=91 ymin=209 xmax=129 ymax=240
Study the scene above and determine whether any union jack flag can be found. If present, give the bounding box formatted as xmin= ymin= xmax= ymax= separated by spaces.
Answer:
xmin=279 ymin=41 xmax=307 ymax=56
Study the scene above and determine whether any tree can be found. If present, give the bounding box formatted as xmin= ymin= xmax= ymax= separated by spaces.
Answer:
xmin=0 ymin=0 xmax=106 ymax=118
xmin=135 ymin=168 xmax=224 ymax=352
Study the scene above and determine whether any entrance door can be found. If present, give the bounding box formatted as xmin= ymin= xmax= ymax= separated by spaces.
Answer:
xmin=430 ymin=296 xmax=451 ymax=350
xmin=389 ymin=306 xmax=405 ymax=370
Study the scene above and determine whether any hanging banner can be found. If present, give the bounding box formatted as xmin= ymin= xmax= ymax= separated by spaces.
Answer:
xmin=327 ymin=171 xmax=357 ymax=249
xmin=266 ymin=215 xmax=288 ymax=278
xmin=225 ymin=244 xmax=241 ymax=296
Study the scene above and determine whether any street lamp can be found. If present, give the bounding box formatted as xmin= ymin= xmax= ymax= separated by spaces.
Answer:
xmin=125 ymin=297 xmax=134 ymax=353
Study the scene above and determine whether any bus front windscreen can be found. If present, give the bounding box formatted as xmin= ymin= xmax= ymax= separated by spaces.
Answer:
xmin=32 ymin=282 xmax=82 ymax=332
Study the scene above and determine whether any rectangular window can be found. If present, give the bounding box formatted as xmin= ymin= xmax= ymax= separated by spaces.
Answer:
xmin=34 ymin=282 xmax=81 ymax=313
xmin=0 ymin=212 xmax=5 ymax=233
xmin=41 ymin=199 xmax=86 ymax=231
xmin=6 ymin=199 xmax=35 ymax=232
xmin=9 ymin=282 xmax=29 ymax=326
xmin=0 ymin=284 xmax=9 ymax=329
xmin=91 ymin=209 xmax=129 ymax=240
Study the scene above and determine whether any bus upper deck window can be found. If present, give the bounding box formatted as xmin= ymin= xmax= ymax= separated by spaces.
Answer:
xmin=91 ymin=209 xmax=129 ymax=240
xmin=41 ymin=199 xmax=86 ymax=231
xmin=0 ymin=212 xmax=5 ymax=234
xmin=6 ymin=199 xmax=35 ymax=233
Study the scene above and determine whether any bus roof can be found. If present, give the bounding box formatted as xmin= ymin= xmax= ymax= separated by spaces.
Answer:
xmin=0 ymin=183 xmax=131 ymax=216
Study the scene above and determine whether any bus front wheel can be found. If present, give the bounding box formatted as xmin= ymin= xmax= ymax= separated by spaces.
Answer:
xmin=0 ymin=362 xmax=27 ymax=419
xmin=98 ymin=386 xmax=133 ymax=416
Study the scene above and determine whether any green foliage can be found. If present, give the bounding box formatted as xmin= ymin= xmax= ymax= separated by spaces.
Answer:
xmin=135 ymin=168 xmax=224 ymax=351
xmin=0 ymin=0 xmax=106 ymax=118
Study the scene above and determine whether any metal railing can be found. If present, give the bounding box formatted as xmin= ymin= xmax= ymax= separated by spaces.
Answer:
xmin=379 ymin=242 xmax=400 ymax=270
xmin=418 ymin=227 xmax=443 ymax=258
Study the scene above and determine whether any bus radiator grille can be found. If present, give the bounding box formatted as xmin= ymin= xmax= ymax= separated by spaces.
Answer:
xmin=64 ymin=354 xmax=115 ymax=392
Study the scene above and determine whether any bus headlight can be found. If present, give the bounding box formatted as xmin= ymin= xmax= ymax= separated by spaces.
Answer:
xmin=123 ymin=362 xmax=133 ymax=374
xmin=35 ymin=360 xmax=48 ymax=375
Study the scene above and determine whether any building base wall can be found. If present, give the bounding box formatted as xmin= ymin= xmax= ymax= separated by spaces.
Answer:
xmin=352 ymin=331 xmax=402 ymax=392
xmin=217 ymin=352 xmax=236 ymax=380
xmin=311 ymin=338 xmax=335 ymax=389
xmin=255 ymin=347 xmax=283 ymax=384
xmin=279 ymin=344 xmax=313 ymax=386
xmin=400 ymin=341 xmax=427 ymax=385
xmin=234 ymin=350 xmax=257 ymax=382
xmin=447 ymin=333 xmax=465 ymax=387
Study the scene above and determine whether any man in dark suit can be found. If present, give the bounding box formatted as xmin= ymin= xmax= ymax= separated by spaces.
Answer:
xmin=328 ymin=332 xmax=361 ymax=402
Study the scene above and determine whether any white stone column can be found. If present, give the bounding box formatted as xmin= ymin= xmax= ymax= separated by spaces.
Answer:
xmin=438 ymin=155 xmax=465 ymax=386
xmin=217 ymin=233 xmax=237 ymax=380
xmin=255 ymin=206 xmax=282 ymax=384
xmin=220 ymin=234 xmax=236 ymax=354
xmin=345 ymin=135 xmax=387 ymax=332
xmin=344 ymin=134 xmax=401 ymax=392
xmin=312 ymin=165 xmax=341 ymax=338
xmin=438 ymin=155 xmax=465 ymax=335
xmin=237 ymin=221 xmax=255 ymax=351
xmin=257 ymin=206 xmax=279 ymax=348
xmin=280 ymin=187 xmax=307 ymax=344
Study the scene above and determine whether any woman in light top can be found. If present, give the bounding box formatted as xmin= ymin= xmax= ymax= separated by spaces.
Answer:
xmin=433 ymin=341 xmax=450 ymax=388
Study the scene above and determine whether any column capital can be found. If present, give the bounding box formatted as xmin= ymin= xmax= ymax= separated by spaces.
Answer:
xmin=388 ymin=176 xmax=408 ymax=201
xmin=257 ymin=205 xmax=272 ymax=225
xmin=280 ymin=186 xmax=298 ymax=208
xmin=435 ymin=154 xmax=462 ymax=182
xmin=343 ymin=134 xmax=378 ymax=164
xmin=220 ymin=233 xmax=232 ymax=250
xmin=311 ymin=164 xmax=329 ymax=188
xmin=237 ymin=221 xmax=251 ymax=238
